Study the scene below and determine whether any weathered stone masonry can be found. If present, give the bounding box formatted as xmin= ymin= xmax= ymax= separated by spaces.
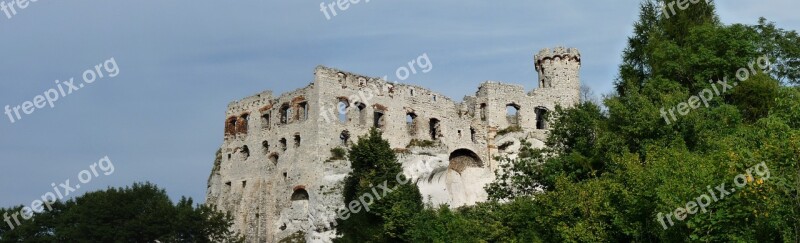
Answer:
xmin=206 ymin=47 xmax=581 ymax=242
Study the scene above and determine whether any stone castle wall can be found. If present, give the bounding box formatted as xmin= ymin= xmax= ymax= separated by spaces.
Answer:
xmin=206 ymin=47 xmax=582 ymax=242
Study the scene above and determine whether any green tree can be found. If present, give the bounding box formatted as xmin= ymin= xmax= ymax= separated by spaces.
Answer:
xmin=485 ymin=0 xmax=800 ymax=241
xmin=0 ymin=182 xmax=242 ymax=242
xmin=752 ymin=17 xmax=800 ymax=84
xmin=335 ymin=128 xmax=422 ymax=242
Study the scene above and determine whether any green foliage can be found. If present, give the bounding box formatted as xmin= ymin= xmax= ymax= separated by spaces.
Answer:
xmin=0 ymin=182 xmax=242 ymax=242
xmin=406 ymin=139 xmax=437 ymax=148
xmin=412 ymin=1 xmax=800 ymax=242
xmin=486 ymin=139 xmax=546 ymax=200
xmin=406 ymin=203 xmax=524 ymax=243
xmin=772 ymin=87 xmax=800 ymax=129
xmin=335 ymin=128 xmax=423 ymax=242
xmin=752 ymin=17 xmax=800 ymax=84
xmin=278 ymin=231 xmax=306 ymax=243
xmin=330 ymin=147 xmax=347 ymax=160
xmin=728 ymin=73 xmax=780 ymax=122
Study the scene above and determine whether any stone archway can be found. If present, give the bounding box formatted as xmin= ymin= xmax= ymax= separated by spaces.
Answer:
xmin=291 ymin=188 xmax=309 ymax=201
xmin=535 ymin=106 xmax=549 ymax=129
xmin=448 ymin=149 xmax=483 ymax=173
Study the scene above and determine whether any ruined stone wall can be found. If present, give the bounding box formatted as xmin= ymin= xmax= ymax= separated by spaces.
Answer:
xmin=208 ymin=81 xmax=335 ymax=242
xmin=207 ymin=47 xmax=582 ymax=242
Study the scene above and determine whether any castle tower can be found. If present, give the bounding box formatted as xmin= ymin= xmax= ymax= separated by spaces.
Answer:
xmin=534 ymin=47 xmax=581 ymax=105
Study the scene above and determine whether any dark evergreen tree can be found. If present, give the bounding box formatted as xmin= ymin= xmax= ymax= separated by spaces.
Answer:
xmin=335 ymin=128 xmax=423 ymax=242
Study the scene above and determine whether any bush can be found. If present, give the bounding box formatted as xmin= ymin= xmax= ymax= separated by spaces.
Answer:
xmin=407 ymin=139 xmax=437 ymax=148
xmin=278 ymin=231 xmax=306 ymax=243
xmin=330 ymin=147 xmax=347 ymax=160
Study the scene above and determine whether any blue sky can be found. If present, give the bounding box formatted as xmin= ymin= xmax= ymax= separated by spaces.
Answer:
xmin=0 ymin=0 xmax=797 ymax=207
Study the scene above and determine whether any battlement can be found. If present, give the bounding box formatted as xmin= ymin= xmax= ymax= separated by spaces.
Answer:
xmin=534 ymin=46 xmax=581 ymax=69
xmin=533 ymin=47 xmax=581 ymax=91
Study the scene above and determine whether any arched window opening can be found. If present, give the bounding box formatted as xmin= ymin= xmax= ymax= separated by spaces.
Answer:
xmin=429 ymin=118 xmax=440 ymax=140
xmin=448 ymin=149 xmax=483 ymax=173
xmin=262 ymin=141 xmax=269 ymax=153
xmin=294 ymin=133 xmax=301 ymax=148
xmin=355 ymin=102 xmax=367 ymax=125
xmin=225 ymin=117 xmax=237 ymax=136
xmin=338 ymin=100 xmax=349 ymax=123
xmin=280 ymin=138 xmax=287 ymax=151
xmin=298 ymin=102 xmax=309 ymax=121
xmin=470 ymin=127 xmax=477 ymax=143
xmin=337 ymin=72 xmax=347 ymax=88
xmin=373 ymin=111 xmax=385 ymax=128
xmin=236 ymin=114 xmax=249 ymax=134
xmin=291 ymin=188 xmax=309 ymax=201
xmin=280 ymin=103 xmax=291 ymax=124
xmin=406 ymin=113 xmax=417 ymax=135
xmin=480 ymin=103 xmax=487 ymax=121
xmin=535 ymin=107 xmax=549 ymax=130
xmin=506 ymin=104 xmax=520 ymax=127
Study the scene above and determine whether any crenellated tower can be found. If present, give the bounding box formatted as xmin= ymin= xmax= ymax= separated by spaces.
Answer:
xmin=534 ymin=47 xmax=581 ymax=105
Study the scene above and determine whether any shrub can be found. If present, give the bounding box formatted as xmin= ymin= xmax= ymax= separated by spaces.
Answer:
xmin=407 ymin=139 xmax=437 ymax=148
xmin=330 ymin=147 xmax=347 ymax=160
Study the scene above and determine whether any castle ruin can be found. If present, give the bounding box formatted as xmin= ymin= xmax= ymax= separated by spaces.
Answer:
xmin=206 ymin=47 xmax=582 ymax=242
